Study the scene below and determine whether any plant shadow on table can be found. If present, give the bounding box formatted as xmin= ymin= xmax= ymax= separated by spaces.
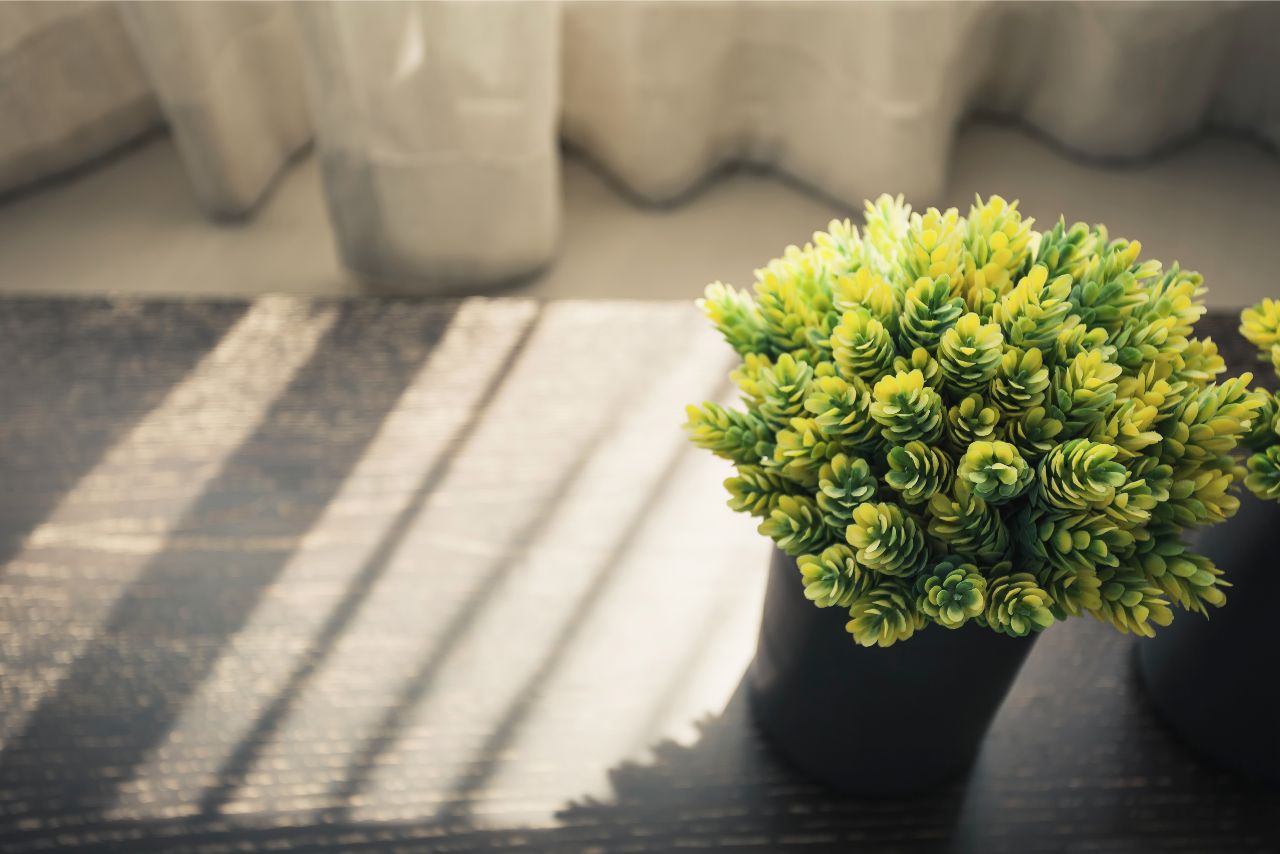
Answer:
xmin=551 ymin=678 xmax=969 ymax=852
xmin=551 ymin=655 xmax=1280 ymax=854
xmin=5 ymin=653 xmax=1280 ymax=853
xmin=541 ymin=628 xmax=1280 ymax=854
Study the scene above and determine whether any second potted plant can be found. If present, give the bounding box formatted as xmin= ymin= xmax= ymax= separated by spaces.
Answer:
xmin=686 ymin=195 xmax=1260 ymax=795
xmin=1137 ymin=301 xmax=1280 ymax=786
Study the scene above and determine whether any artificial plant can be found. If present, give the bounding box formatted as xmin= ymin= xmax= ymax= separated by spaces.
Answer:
xmin=1239 ymin=299 xmax=1280 ymax=500
xmin=685 ymin=195 xmax=1262 ymax=647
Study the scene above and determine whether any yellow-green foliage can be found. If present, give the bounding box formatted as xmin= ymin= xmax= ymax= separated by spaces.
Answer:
xmin=685 ymin=194 xmax=1262 ymax=646
xmin=799 ymin=544 xmax=870 ymax=608
xmin=1238 ymin=299 xmax=1280 ymax=501
xmin=957 ymin=440 xmax=1032 ymax=505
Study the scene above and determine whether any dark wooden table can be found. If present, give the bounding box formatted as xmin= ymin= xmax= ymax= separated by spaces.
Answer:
xmin=0 ymin=297 xmax=1276 ymax=853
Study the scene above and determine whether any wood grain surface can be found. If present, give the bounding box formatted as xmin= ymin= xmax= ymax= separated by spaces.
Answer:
xmin=0 ymin=297 xmax=1276 ymax=853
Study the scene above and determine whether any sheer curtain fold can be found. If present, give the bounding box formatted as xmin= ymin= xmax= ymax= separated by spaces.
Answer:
xmin=118 ymin=1 xmax=312 ymax=218
xmin=2 ymin=1 xmax=1278 ymax=287
xmin=292 ymin=0 xmax=1280 ymax=287
xmin=563 ymin=1 xmax=1280 ymax=204
xmin=292 ymin=0 xmax=560 ymax=287
xmin=0 ymin=2 xmax=159 ymax=196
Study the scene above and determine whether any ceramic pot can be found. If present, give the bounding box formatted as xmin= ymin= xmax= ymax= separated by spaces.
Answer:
xmin=749 ymin=548 xmax=1038 ymax=796
xmin=1138 ymin=493 xmax=1280 ymax=786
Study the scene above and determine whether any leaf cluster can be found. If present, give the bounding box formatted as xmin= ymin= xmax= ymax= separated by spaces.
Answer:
xmin=687 ymin=195 xmax=1260 ymax=646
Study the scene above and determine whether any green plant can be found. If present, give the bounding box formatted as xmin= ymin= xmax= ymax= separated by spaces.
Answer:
xmin=1238 ymin=299 xmax=1280 ymax=499
xmin=686 ymin=194 xmax=1262 ymax=647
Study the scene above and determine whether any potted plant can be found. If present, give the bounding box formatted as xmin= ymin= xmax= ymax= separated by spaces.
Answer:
xmin=1137 ymin=300 xmax=1280 ymax=786
xmin=684 ymin=195 xmax=1261 ymax=795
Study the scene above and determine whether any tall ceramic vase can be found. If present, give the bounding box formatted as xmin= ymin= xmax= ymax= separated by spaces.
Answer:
xmin=748 ymin=549 xmax=1038 ymax=796
xmin=1138 ymin=493 xmax=1280 ymax=785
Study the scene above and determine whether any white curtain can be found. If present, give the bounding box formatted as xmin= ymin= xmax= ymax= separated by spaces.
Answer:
xmin=293 ymin=1 xmax=560 ymax=286
xmin=3 ymin=1 xmax=1279 ymax=288
xmin=0 ymin=2 xmax=158 ymax=196
xmin=0 ymin=1 xmax=308 ymax=217
xmin=118 ymin=2 xmax=311 ymax=217
xmin=563 ymin=1 xmax=1280 ymax=203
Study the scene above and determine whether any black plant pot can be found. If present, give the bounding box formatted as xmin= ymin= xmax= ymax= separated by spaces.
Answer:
xmin=1137 ymin=493 xmax=1280 ymax=786
xmin=748 ymin=549 xmax=1037 ymax=796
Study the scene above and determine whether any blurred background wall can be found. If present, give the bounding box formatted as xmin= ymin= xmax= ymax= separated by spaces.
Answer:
xmin=1 ymin=0 xmax=1278 ymax=304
